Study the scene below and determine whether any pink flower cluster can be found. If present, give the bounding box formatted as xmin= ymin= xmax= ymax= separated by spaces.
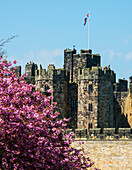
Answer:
xmin=0 ymin=57 xmax=94 ymax=169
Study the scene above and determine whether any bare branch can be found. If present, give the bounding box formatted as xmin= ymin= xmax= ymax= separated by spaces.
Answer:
xmin=0 ymin=35 xmax=18 ymax=47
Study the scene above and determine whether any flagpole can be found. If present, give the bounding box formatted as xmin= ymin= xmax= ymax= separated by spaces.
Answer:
xmin=88 ymin=12 xmax=90 ymax=49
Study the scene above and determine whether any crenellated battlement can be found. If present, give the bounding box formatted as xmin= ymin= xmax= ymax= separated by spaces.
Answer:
xmin=53 ymin=69 xmax=69 ymax=81
xmin=35 ymin=65 xmax=53 ymax=81
xmin=65 ymin=128 xmax=132 ymax=140
xmin=78 ymin=66 xmax=116 ymax=82
xmin=114 ymin=78 xmax=128 ymax=92
xmin=35 ymin=64 xmax=69 ymax=81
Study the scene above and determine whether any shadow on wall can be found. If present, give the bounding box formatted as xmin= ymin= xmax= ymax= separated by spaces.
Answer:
xmin=114 ymin=96 xmax=131 ymax=128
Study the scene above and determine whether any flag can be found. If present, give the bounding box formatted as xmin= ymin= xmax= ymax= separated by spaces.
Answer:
xmin=84 ymin=13 xmax=89 ymax=25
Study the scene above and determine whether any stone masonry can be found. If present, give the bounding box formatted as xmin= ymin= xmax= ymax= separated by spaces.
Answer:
xmin=13 ymin=48 xmax=132 ymax=130
xmin=71 ymin=140 xmax=132 ymax=169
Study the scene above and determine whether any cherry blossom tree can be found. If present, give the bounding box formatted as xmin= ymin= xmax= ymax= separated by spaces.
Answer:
xmin=0 ymin=56 xmax=94 ymax=169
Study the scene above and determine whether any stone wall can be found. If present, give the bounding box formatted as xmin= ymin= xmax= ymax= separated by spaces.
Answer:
xmin=98 ymin=78 xmax=114 ymax=128
xmin=53 ymin=69 xmax=69 ymax=118
xmin=64 ymin=48 xmax=76 ymax=83
xmin=74 ymin=128 xmax=132 ymax=140
xmin=77 ymin=78 xmax=98 ymax=129
xmin=35 ymin=64 xmax=54 ymax=92
xmin=35 ymin=64 xmax=69 ymax=118
xmin=25 ymin=61 xmax=37 ymax=84
xmin=71 ymin=128 xmax=132 ymax=169
xmin=73 ymin=54 xmax=80 ymax=83
xmin=77 ymin=66 xmax=116 ymax=130
xmin=113 ymin=81 xmax=132 ymax=128
xmin=124 ymin=93 xmax=132 ymax=128
xmin=67 ymin=83 xmax=78 ymax=128
xmin=71 ymin=140 xmax=132 ymax=169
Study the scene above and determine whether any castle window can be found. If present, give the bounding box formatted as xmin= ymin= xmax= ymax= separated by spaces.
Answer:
xmin=72 ymin=100 xmax=77 ymax=108
xmin=88 ymin=123 xmax=92 ymax=129
xmin=89 ymin=103 xmax=93 ymax=111
xmin=89 ymin=84 xmax=93 ymax=92
xmin=74 ymin=100 xmax=76 ymax=108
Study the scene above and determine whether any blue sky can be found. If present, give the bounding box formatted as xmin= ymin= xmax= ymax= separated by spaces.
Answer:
xmin=0 ymin=0 xmax=132 ymax=81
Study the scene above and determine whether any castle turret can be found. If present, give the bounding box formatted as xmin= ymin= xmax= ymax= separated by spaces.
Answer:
xmin=35 ymin=64 xmax=69 ymax=119
xmin=64 ymin=48 xmax=76 ymax=83
xmin=80 ymin=49 xmax=100 ymax=69
xmin=25 ymin=61 xmax=38 ymax=84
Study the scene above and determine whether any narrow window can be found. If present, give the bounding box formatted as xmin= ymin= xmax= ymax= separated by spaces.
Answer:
xmin=74 ymin=100 xmax=76 ymax=108
xmin=89 ymin=84 xmax=93 ymax=92
xmin=89 ymin=103 xmax=93 ymax=111
xmin=88 ymin=123 xmax=92 ymax=129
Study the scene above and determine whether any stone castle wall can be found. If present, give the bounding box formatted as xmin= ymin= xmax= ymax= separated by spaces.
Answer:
xmin=69 ymin=128 xmax=132 ymax=169
xmin=53 ymin=69 xmax=69 ymax=118
xmin=71 ymin=140 xmax=132 ymax=169
xmin=13 ymin=48 xmax=132 ymax=129
xmin=67 ymin=83 xmax=78 ymax=128
xmin=64 ymin=48 xmax=76 ymax=83
xmin=113 ymin=78 xmax=132 ymax=128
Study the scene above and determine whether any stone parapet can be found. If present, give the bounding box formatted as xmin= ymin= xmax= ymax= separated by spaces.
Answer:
xmin=73 ymin=128 xmax=132 ymax=140
xmin=78 ymin=66 xmax=115 ymax=83
xmin=35 ymin=65 xmax=69 ymax=82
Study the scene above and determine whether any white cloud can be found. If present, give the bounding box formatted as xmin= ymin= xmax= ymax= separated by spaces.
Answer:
xmin=102 ymin=49 xmax=124 ymax=61
xmin=24 ymin=48 xmax=62 ymax=63
xmin=124 ymin=36 xmax=132 ymax=44
xmin=108 ymin=50 xmax=114 ymax=60
xmin=23 ymin=48 xmax=63 ymax=70
xmin=116 ymin=52 xmax=123 ymax=58
xmin=102 ymin=49 xmax=114 ymax=60
xmin=124 ymin=51 xmax=132 ymax=61
xmin=6 ymin=48 xmax=63 ymax=74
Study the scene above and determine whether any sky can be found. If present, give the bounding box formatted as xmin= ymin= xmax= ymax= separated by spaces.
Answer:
xmin=0 ymin=0 xmax=132 ymax=82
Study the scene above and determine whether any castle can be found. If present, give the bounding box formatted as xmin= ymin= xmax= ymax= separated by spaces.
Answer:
xmin=13 ymin=48 xmax=132 ymax=130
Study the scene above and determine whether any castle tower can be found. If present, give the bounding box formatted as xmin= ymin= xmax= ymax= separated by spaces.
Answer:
xmin=64 ymin=48 xmax=76 ymax=83
xmin=35 ymin=64 xmax=55 ymax=92
xmin=77 ymin=65 xmax=116 ymax=130
xmin=80 ymin=49 xmax=100 ymax=69
xmin=53 ymin=69 xmax=69 ymax=118
xmin=35 ymin=64 xmax=69 ymax=119
xmin=25 ymin=61 xmax=38 ymax=84
xmin=64 ymin=48 xmax=101 ymax=83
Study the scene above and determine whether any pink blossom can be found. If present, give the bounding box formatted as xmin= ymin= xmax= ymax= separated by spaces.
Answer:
xmin=13 ymin=66 xmax=16 ymax=70
xmin=13 ymin=60 xmax=17 ymax=64
xmin=0 ymin=56 xmax=94 ymax=169
xmin=47 ymin=89 xmax=53 ymax=93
